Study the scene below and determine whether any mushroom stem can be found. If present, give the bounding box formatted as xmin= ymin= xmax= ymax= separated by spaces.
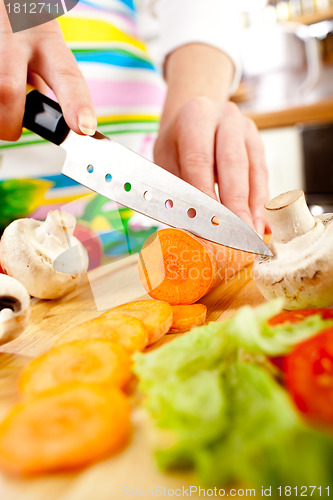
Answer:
xmin=43 ymin=210 xmax=76 ymax=246
xmin=265 ymin=190 xmax=315 ymax=243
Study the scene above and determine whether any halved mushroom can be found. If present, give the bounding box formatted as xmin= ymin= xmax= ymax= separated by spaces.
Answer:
xmin=0 ymin=274 xmax=30 ymax=344
xmin=253 ymin=189 xmax=333 ymax=309
xmin=0 ymin=210 xmax=89 ymax=299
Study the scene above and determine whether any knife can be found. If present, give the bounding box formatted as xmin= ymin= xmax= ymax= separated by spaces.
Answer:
xmin=23 ymin=90 xmax=272 ymax=256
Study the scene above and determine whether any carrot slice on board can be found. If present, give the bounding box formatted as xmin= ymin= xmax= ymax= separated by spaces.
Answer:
xmin=169 ymin=304 xmax=207 ymax=333
xmin=0 ymin=382 xmax=131 ymax=475
xmin=138 ymin=228 xmax=257 ymax=305
xmin=19 ymin=339 xmax=132 ymax=397
xmin=112 ymin=300 xmax=173 ymax=345
xmin=54 ymin=314 xmax=148 ymax=353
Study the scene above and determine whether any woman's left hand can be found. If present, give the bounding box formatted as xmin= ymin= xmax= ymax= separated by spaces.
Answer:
xmin=154 ymin=97 xmax=269 ymax=237
xmin=154 ymin=44 xmax=270 ymax=236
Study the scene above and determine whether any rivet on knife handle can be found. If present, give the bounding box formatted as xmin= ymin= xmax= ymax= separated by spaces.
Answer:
xmin=23 ymin=90 xmax=70 ymax=146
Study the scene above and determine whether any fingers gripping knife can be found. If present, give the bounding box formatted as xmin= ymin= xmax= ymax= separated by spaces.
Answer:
xmin=23 ymin=90 xmax=272 ymax=256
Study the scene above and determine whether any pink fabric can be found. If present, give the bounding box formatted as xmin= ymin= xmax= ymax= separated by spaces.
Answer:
xmin=86 ymin=80 xmax=165 ymax=108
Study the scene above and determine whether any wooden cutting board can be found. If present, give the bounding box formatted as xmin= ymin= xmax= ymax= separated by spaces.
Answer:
xmin=0 ymin=255 xmax=265 ymax=500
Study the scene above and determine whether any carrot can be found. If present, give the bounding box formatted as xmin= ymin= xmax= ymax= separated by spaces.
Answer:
xmin=138 ymin=228 xmax=257 ymax=305
xmin=169 ymin=304 xmax=207 ymax=333
xmin=0 ymin=382 xmax=131 ymax=475
xmin=112 ymin=300 xmax=173 ymax=345
xmin=19 ymin=339 xmax=132 ymax=397
xmin=54 ymin=314 xmax=148 ymax=353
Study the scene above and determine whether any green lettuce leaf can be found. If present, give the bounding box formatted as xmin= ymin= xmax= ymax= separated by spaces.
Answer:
xmin=134 ymin=300 xmax=333 ymax=491
xmin=190 ymin=362 xmax=333 ymax=489
xmin=134 ymin=300 xmax=332 ymax=384
xmin=227 ymin=299 xmax=332 ymax=355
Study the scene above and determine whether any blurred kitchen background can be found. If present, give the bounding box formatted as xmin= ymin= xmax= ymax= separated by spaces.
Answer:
xmin=232 ymin=0 xmax=333 ymax=215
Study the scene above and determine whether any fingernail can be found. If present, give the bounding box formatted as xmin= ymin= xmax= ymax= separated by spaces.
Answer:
xmin=78 ymin=108 xmax=97 ymax=136
xmin=254 ymin=218 xmax=265 ymax=238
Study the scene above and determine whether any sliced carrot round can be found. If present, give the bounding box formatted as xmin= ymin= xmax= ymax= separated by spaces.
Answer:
xmin=112 ymin=300 xmax=173 ymax=345
xmin=19 ymin=339 xmax=132 ymax=397
xmin=138 ymin=229 xmax=255 ymax=305
xmin=0 ymin=382 xmax=131 ymax=475
xmin=170 ymin=304 xmax=207 ymax=333
xmin=54 ymin=314 xmax=148 ymax=353
xmin=138 ymin=229 xmax=213 ymax=305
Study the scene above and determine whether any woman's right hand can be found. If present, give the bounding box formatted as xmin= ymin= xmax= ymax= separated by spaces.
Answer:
xmin=0 ymin=5 xmax=96 ymax=141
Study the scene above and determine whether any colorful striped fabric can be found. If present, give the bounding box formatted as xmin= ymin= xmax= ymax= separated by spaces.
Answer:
xmin=0 ymin=0 xmax=165 ymax=260
xmin=59 ymin=0 xmax=165 ymax=134
xmin=0 ymin=0 xmax=165 ymax=151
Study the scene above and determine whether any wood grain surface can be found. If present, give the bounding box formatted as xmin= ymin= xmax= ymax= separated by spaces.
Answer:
xmin=0 ymin=254 xmax=265 ymax=500
xmin=246 ymin=97 xmax=333 ymax=130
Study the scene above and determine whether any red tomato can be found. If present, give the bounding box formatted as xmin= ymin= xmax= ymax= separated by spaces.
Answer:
xmin=270 ymin=356 xmax=284 ymax=371
xmin=269 ymin=309 xmax=333 ymax=326
xmin=284 ymin=326 xmax=333 ymax=426
xmin=268 ymin=309 xmax=333 ymax=371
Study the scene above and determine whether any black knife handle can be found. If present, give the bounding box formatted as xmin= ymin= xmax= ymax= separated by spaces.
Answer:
xmin=23 ymin=90 xmax=70 ymax=145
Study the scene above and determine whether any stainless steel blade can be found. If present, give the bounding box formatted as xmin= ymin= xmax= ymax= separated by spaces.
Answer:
xmin=61 ymin=131 xmax=272 ymax=256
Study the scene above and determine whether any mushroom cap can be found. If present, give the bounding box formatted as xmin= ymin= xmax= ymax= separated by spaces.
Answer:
xmin=253 ymin=215 xmax=333 ymax=309
xmin=0 ymin=218 xmax=88 ymax=299
xmin=0 ymin=274 xmax=30 ymax=344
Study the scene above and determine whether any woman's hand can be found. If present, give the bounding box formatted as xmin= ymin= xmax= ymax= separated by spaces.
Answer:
xmin=0 ymin=5 xmax=96 ymax=141
xmin=154 ymin=97 xmax=269 ymax=236
xmin=154 ymin=44 xmax=269 ymax=236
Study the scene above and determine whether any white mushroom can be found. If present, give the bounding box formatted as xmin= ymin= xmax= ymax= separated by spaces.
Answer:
xmin=253 ymin=189 xmax=333 ymax=310
xmin=0 ymin=274 xmax=30 ymax=344
xmin=0 ymin=210 xmax=89 ymax=299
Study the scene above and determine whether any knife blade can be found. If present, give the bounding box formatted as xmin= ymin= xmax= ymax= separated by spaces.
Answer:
xmin=23 ymin=90 xmax=272 ymax=256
